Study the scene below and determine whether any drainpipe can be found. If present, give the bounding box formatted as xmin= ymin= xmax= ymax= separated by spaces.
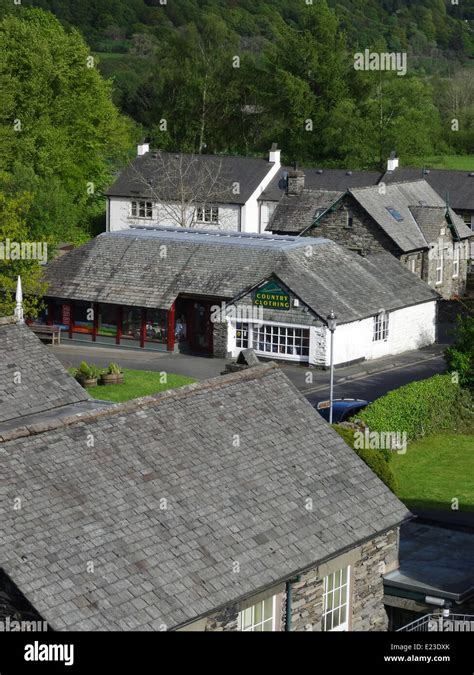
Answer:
xmin=285 ymin=575 xmax=301 ymax=632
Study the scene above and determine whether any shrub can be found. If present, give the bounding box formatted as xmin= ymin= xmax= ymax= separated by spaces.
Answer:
xmin=445 ymin=314 xmax=474 ymax=390
xmin=76 ymin=361 xmax=101 ymax=380
xmin=107 ymin=362 xmax=123 ymax=375
xmin=356 ymin=374 xmax=473 ymax=443
xmin=333 ymin=426 xmax=398 ymax=492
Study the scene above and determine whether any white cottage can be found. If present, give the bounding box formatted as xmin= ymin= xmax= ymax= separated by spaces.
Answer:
xmin=106 ymin=144 xmax=281 ymax=234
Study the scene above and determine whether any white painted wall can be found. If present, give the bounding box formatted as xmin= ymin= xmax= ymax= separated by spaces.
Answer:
xmin=328 ymin=301 xmax=437 ymax=367
xmin=240 ymin=161 xmax=281 ymax=233
xmin=259 ymin=201 xmax=278 ymax=233
xmin=226 ymin=302 xmax=436 ymax=367
xmin=108 ymin=197 xmax=241 ymax=232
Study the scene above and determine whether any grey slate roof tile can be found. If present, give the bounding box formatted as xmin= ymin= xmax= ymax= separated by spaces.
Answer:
xmin=43 ymin=227 xmax=437 ymax=326
xmin=1 ymin=361 xmax=409 ymax=630
xmin=0 ymin=319 xmax=89 ymax=424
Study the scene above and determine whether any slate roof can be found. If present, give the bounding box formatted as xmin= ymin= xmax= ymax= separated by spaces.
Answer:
xmin=268 ymin=189 xmax=344 ymax=234
xmin=42 ymin=228 xmax=438 ymax=325
xmin=259 ymin=167 xmax=381 ymax=202
xmin=106 ymin=151 xmax=275 ymax=205
xmin=0 ymin=363 xmax=410 ymax=630
xmin=349 ymin=181 xmax=447 ymax=252
xmin=0 ymin=317 xmax=90 ymax=424
xmin=383 ymin=168 xmax=474 ymax=211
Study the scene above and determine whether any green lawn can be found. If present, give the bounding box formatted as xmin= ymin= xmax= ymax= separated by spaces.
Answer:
xmin=69 ymin=368 xmax=196 ymax=403
xmin=405 ymin=155 xmax=474 ymax=171
xmin=392 ymin=434 xmax=474 ymax=511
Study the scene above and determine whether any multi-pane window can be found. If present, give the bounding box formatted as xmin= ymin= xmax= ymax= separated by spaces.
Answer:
xmin=373 ymin=312 xmax=389 ymax=342
xmin=322 ymin=567 xmax=350 ymax=632
xmin=235 ymin=323 xmax=310 ymax=359
xmin=453 ymin=245 xmax=459 ymax=279
xmin=238 ymin=596 xmax=277 ymax=632
xmin=196 ymin=206 xmax=219 ymax=223
xmin=253 ymin=324 xmax=309 ymax=358
xmin=131 ymin=200 xmax=153 ymax=219
xmin=236 ymin=322 xmax=249 ymax=349
xmin=436 ymin=250 xmax=443 ymax=285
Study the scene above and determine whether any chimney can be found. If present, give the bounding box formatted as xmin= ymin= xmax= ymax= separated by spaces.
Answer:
xmin=137 ymin=140 xmax=150 ymax=157
xmin=269 ymin=143 xmax=281 ymax=166
xmin=387 ymin=150 xmax=399 ymax=172
xmin=287 ymin=168 xmax=305 ymax=195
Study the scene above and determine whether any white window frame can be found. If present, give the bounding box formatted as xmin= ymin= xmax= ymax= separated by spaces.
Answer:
xmin=410 ymin=257 xmax=416 ymax=274
xmin=436 ymin=249 xmax=443 ymax=285
xmin=196 ymin=205 xmax=219 ymax=224
xmin=235 ymin=321 xmax=310 ymax=361
xmin=237 ymin=595 xmax=277 ymax=632
xmin=322 ymin=566 xmax=350 ymax=632
xmin=373 ymin=312 xmax=389 ymax=342
xmin=453 ymin=245 xmax=459 ymax=279
xmin=130 ymin=200 xmax=153 ymax=219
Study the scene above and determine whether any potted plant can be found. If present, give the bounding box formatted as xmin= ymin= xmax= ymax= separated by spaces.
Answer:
xmin=74 ymin=361 xmax=100 ymax=388
xmin=99 ymin=362 xmax=124 ymax=385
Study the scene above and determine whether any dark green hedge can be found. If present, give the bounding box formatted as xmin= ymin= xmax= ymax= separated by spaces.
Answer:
xmin=356 ymin=374 xmax=473 ymax=443
xmin=334 ymin=426 xmax=398 ymax=493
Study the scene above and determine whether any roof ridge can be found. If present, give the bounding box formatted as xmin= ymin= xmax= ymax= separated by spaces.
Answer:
xmin=0 ymin=363 xmax=280 ymax=443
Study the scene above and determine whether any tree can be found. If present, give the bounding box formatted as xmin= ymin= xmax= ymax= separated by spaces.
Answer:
xmin=0 ymin=8 xmax=133 ymax=244
xmin=445 ymin=314 xmax=474 ymax=391
xmin=0 ymin=189 xmax=46 ymax=318
xmin=131 ymin=152 xmax=236 ymax=229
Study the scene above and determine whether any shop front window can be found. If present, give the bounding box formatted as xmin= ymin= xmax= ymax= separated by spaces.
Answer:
xmin=145 ymin=309 xmax=168 ymax=343
xmin=122 ymin=306 xmax=142 ymax=340
xmin=98 ymin=304 xmax=118 ymax=338
xmin=74 ymin=301 xmax=94 ymax=333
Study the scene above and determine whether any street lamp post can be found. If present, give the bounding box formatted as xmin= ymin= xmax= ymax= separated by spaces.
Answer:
xmin=327 ymin=310 xmax=337 ymax=424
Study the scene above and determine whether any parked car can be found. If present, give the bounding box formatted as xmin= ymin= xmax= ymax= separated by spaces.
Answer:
xmin=315 ymin=398 xmax=369 ymax=423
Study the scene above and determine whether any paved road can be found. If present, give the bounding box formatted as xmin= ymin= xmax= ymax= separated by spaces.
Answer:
xmin=52 ymin=341 xmax=448 ymax=404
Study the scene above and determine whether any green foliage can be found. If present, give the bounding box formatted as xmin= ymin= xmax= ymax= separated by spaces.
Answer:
xmin=333 ymin=426 xmax=398 ymax=492
xmin=0 ymin=190 xmax=47 ymax=317
xmin=445 ymin=314 xmax=474 ymax=389
xmin=76 ymin=361 xmax=101 ymax=379
xmin=0 ymin=8 xmax=133 ymax=245
xmin=357 ymin=374 xmax=473 ymax=443
xmin=107 ymin=362 xmax=123 ymax=375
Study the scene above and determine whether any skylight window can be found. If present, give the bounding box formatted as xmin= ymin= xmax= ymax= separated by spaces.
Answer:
xmin=385 ymin=206 xmax=404 ymax=222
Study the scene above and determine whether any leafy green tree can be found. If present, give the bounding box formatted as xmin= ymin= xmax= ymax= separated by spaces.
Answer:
xmin=0 ymin=8 xmax=132 ymax=243
xmin=0 ymin=189 xmax=46 ymax=318
xmin=446 ymin=315 xmax=474 ymax=390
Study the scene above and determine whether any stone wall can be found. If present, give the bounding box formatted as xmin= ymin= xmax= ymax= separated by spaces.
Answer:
xmin=306 ymin=196 xmax=401 ymax=257
xmin=212 ymin=321 xmax=229 ymax=358
xmin=200 ymin=528 xmax=400 ymax=632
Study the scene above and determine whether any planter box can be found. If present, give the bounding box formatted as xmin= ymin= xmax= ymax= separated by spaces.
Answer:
xmin=99 ymin=373 xmax=124 ymax=385
xmin=76 ymin=376 xmax=98 ymax=388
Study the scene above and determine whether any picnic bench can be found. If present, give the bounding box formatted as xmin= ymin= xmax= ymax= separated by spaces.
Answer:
xmin=29 ymin=324 xmax=62 ymax=345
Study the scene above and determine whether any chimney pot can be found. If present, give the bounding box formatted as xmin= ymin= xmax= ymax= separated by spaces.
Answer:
xmin=387 ymin=151 xmax=399 ymax=172
xmin=269 ymin=143 xmax=281 ymax=166
xmin=137 ymin=141 xmax=150 ymax=157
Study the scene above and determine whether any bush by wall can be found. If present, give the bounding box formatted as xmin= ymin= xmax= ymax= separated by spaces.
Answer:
xmin=356 ymin=374 xmax=473 ymax=443
xmin=333 ymin=426 xmax=398 ymax=492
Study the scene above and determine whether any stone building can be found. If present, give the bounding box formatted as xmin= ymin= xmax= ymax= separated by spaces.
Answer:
xmin=267 ymin=177 xmax=473 ymax=299
xmin=39 ymin=227 xmax=438 ymax=368
xmin=0 ymin=317 xmax=410 ymax=631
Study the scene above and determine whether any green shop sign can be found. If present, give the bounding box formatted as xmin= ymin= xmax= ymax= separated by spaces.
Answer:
xmin=253 ymin=281 xmax=291 ymax=311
